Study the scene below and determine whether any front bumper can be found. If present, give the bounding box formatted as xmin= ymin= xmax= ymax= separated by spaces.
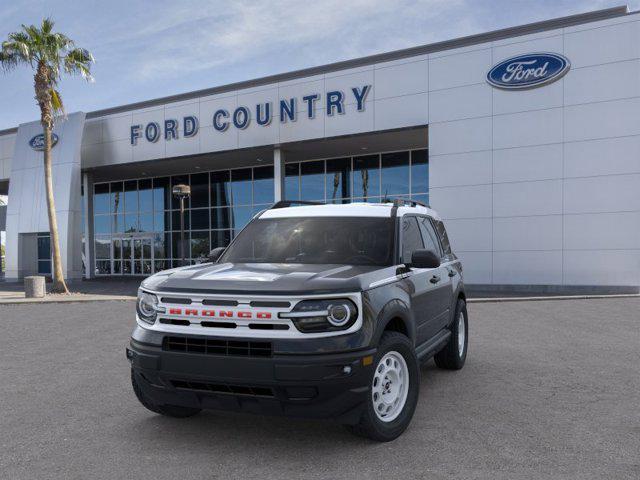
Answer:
xmin=128 ymin=337 xmax=376 ymax=424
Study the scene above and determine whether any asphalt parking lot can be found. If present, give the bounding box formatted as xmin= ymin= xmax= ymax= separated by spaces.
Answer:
xmin=1 ymin=298 xmax=638 ymax=480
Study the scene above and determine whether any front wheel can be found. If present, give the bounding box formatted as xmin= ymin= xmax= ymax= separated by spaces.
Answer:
xmin=434 ymin=298 xmax=468 ymax=370
xmin=345 ymin=331 xmax=420 ymax=442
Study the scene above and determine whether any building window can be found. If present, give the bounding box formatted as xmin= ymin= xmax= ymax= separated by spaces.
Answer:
xmin=37 ymin=232 xmax=51 ymax=275
xmin=91 ymin=150 xmax=427 ymax=277
xmin=92 ymin=164 xmax=275 ymax=276
xmin=285 ymin=148 xmax=429 ymax=206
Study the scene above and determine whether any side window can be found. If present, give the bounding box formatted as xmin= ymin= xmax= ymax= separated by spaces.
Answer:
xmin=434 ymin=219 xmax=452 ymax=256
xmin=418 ymin=217 xmax=442 ymax=257
xmin=401 ymin=216 xmax=424 ymax=264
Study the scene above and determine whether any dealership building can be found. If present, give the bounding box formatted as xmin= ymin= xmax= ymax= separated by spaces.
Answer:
xmin=0 ymin=6 xmax=638 ymax=292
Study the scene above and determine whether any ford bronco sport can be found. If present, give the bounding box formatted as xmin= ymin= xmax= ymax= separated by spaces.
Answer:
xmin=127 ymin=199 xmax=468 ymax=441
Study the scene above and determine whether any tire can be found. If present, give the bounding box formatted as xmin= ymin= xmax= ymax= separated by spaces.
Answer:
xmin=131 ymin=369 xmax=201 ymax=418
xmin=346 ymin=331 xmax=420 ymax=442
xmin=434 ymin=298 xmax=468 ymax=370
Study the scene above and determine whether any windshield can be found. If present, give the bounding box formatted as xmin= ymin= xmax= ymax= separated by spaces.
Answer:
xmin=220 ymin=217 xmax=394 ymax=266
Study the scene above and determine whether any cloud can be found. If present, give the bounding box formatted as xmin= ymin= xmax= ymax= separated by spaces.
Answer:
xmin=97 ymin=0 xmax=474 ymax=82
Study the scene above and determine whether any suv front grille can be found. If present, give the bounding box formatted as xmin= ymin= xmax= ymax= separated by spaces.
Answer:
xmin=163 ymin=336 xmax=272 ymax=357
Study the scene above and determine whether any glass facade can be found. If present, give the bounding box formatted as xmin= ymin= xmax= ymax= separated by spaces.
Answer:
xmin=285 ymin=149 xmax=428 ymax=205
xmin=91 ymin=148 xmax=428 ymax=276
xmin=93 ymin=165 xmax=274 ymax=275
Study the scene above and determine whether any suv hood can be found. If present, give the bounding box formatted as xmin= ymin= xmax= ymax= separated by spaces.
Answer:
xmin=142 ymin=262 xmax=392 ymax=295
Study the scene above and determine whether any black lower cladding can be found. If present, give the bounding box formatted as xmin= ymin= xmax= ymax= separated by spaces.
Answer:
xmin=129 ymin=337 xmax=376 ymax=424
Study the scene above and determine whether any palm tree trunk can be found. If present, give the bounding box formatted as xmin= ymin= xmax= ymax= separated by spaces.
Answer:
xmin=43 ymin=124 xmax=69 ymax=294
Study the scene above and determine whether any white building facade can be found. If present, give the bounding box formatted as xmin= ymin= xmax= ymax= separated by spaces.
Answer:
xmin=0 ymin=6 xmax=638 ymax=293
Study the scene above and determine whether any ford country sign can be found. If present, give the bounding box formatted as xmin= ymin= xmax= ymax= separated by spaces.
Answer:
xmin=487 ymin=53 xmax=570 ymax=90
xmin=29 ymin=133 xmax=59 ymax=151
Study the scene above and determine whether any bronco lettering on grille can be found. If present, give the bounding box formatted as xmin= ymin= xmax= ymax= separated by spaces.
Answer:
xmin=167 ymin=308 xmax=272 ymax=319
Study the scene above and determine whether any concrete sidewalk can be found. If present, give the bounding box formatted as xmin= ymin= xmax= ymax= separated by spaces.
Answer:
xmin=1 ymin=277 xmax=638 ymax=305
xmin=0 ymin=278 xmax=139 ymax=304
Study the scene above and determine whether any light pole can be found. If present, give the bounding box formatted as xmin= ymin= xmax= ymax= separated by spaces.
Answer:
xmin=172 ymin=184 xmax=191 ymax=267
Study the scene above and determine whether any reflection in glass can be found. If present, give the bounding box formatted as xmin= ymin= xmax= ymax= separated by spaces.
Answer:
xmin=138 ymin=179 xmax=153 ymax=212
xmin=124 ymin=180 xmax=138 ymax=212
xmin=326 ymin=158 xmax=350 ymax=203
xmin=172 ymin=232 xmax=188 ymax=259
xmin=190 ymin=231 xmax=210 ymax=259
xmin=253 ymin=166 xmax=274 ymax=205
xmin=153 ymin=233 xmax=167 ymax=259
xmin=91 ymin=152 xmax=427 ymax=275
xmin=381 ymin=152 xmax=409 ymax=197
xmin=153 ymin=177 xmax=170 ymax=212
xmin=231 ymin=205 xmax=253 ymax=230
xmin=111 ymin=182 xmax=123 ymax=214
xmin=353 ymin=155 xmax=380 ymax=200
xmin=154 ymin=260 xmax=168 ymax=272
xmin=124 ymin=213 xmax=138 ymax=233
xmin=190 ymin=173 xmax=209 ymax=208
xmin=94 ymin=215 xmax=110 ymax=235
xmin=300 ymin=161 xmax=324 ymax=201
xmin=153 ymin=212 xmax=166 ymax=232
xmin=231 ymin=168 xmax=252 ymax=206
xmin=94 ymin=184 xmax=110 ymax=214
xmin=171 ymin=210 xmax=190 ymax=231
xmin=211 ymin=207 xmax=230 ymax=230
xmin=210 ymin=171 xmax=231 ymax=207
xmin=113 ymin=238 xmax=122 ymax=259
xmin=211 ymin=230 xmax=231 ymax=249
xmin=95 ymin=237 xmax=110 ymax=259
xmin=190 ymin=209 xmax=209 ymax=230
xmin=284 ymin=163 xmax=299 ymax=200
xmin=139 ymin=214 xmax=153 ymax=232
xmin=95 ymin=260 xmax=110 ymax=275
xmin=411 ymin=150 xmax=429 ymax=195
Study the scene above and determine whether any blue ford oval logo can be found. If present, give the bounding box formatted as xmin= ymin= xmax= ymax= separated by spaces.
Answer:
xmin=487 ymin=53 xmax=570 ymax=90
xmin=29 ymin=133 xmax=59 ymax=151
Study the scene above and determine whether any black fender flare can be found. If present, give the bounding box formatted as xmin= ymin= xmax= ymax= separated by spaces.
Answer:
xmin=371 ymin=298 xmax=416 ymax=347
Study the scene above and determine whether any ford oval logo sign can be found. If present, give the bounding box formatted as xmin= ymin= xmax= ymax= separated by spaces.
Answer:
xmin=487 ymin=53 xmax=570 ymax=90
xmin=29 ymin=133 xmax=59 ymax=151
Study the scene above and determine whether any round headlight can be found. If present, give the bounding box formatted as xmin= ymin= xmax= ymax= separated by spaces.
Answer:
xmin=137 ymin=291 xmax=159 ymax=324
xmin=327 ymin=303 xmax=352 ymax=326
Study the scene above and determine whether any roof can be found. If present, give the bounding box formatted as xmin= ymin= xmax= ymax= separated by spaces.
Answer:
xmin=259 ymin=202 xmax=441 ymax=220
xmin=0 ymin=5 xmax=630 ymax=137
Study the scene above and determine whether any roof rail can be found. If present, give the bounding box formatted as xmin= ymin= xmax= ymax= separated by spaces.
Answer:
xmin=381 ymin=197 xmax=431 ymax=208
xmin=270 ymin=200 xmax=325 ymax=209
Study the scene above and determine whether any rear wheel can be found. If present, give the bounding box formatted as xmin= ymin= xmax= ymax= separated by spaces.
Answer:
xmin=346 ymin=331 xmax=419 ymax=442
xmin=434 ymin=298 xmax=468 ymax=370
xmin=131 ymin=369 xmax=201 ymax=418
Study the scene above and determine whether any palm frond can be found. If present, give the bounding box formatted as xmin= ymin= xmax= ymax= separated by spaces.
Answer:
xmin=64 ymin=47 xmax=94 ymax=82
xmin=50 ymin=87 xmax=64 ymax=114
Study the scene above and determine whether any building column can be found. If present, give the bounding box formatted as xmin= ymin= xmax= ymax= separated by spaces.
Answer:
xmin=273 ymin=147 xmax=285 ymax=202
xmin=83 ymin=172 xmax=94 ymax=279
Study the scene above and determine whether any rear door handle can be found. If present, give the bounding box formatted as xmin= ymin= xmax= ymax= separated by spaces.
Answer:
xmin=430 ymin=275 xmax=441 ymax=284
xmin=448 ymin=269 xmax=456 ymax=277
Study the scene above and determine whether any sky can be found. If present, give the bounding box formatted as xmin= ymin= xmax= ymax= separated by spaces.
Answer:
xmin=0 ymin=0 xmax=638 ymax=130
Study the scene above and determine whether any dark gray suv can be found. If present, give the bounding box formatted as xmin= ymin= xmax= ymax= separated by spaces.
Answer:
xmin=127 ymin=199 xmax=468 ymax=441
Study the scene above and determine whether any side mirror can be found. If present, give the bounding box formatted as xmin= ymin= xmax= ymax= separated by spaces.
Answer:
xmin=207 ymin=247 xmax=226 ymax=263
xmin=410 ymin=249 xmax=440 ymax=269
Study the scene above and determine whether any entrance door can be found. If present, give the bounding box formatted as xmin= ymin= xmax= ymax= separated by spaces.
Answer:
xmin=112 ymin=235 xmax=154 ymax=275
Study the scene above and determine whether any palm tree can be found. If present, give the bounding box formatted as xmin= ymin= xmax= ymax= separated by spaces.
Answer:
xmin=0 ymin=18 xmax=93 ymax=293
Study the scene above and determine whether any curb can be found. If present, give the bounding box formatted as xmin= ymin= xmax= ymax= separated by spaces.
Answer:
xmin=467 ymin=293 xmax=640 ymax=303
xmin=0 ymin=295 xmax=136 ymax=305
